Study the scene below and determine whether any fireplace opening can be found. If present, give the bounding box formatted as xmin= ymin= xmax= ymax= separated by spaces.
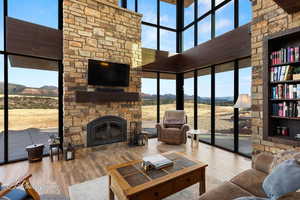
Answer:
xmin=87 ymin=116 xmax=127 ymax=147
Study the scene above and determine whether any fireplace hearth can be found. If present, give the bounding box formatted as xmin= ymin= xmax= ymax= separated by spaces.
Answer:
xmin=87 ymin=116 xmax=127 ymax=147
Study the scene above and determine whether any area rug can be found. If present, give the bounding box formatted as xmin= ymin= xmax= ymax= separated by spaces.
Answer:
xmin=69 ymin=176 xmax=201 ymax=200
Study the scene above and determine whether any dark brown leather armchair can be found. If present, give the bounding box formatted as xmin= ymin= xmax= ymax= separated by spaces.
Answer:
xmin=156 ymin=110 xmax=189 ymax=145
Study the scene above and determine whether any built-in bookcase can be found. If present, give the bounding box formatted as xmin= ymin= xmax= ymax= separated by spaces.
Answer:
xmin=263 ymin=27 xmax=300 ymax=146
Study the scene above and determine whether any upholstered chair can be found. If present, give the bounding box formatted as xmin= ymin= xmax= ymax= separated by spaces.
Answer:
xmin=156 ymin=110 xmax=189 ymax=145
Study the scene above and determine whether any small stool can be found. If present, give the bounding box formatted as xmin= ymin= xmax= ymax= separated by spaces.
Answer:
xmin=25 ymin=144 xmax=44 ymax=162
xmin=49 ymin=143 xmax=62 ymax=162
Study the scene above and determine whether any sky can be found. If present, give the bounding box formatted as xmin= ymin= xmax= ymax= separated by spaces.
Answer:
xmin=0 ymin=0 xmax=252 ymax=95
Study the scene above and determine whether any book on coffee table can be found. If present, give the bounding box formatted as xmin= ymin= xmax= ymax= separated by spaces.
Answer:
xmin=143 ymin=154 xmax=173 ymax=169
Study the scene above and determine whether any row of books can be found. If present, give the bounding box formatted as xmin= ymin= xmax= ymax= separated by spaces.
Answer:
xmin=270 ymin=47 xmax=300 ymax=65
xmin=271 ymin=84 xmax=300 ymax=99
xmin=272 ymin=102 xmax=300 ymax=117
xmin=270 ymin=65 xmax=292 ymax=82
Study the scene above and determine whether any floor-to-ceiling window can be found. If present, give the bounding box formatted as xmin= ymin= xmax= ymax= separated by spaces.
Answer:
xmin=0 ymin=0 xmax=62 ymax=164
xmin=198 ymin=68 xmax=212 ymax=143
xmin=238 ymin=66 xmax=252 ymax=156
xmin=184 ymin=72 xmax=194 ymax=128
xmin=7 ymin=57 xmax=59 ymax=161
xmin=160 ymin=73 xmax=176 ymax=122
xmin=215 ymin=63 xmax=234 ymax=151
xmin=141 ymin=72 xmax=157 ymax=135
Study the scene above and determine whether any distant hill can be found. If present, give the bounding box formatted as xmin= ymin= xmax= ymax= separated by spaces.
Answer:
xmin=0 ymin=82 xmax=58 ymax=97
xmin=142 ymin=93 xmax=234 ymax=106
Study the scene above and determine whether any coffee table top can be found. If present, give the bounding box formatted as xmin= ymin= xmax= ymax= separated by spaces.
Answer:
xmin=107 ymin=151 xmax=207 ymax=196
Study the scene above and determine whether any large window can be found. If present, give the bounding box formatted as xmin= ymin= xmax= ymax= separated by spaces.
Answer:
xmin=215 ymin=0 xmax=234 ymax=37
xmin=8 ymin=0 xmax=58 ymax=29
xmin=8 ymin=56 xmax=59 ymax=161
xmin=183 ymin=25 xmax=194 ymax=51
xmin=142 ymin=25 xmax=157 ymax=49
xmin=184 ymin=0 xmax=195 ymax=27
xmin=239 ymin=0 xmax=252 ymax=26
xmin=215 ymin=63 xmax=234 ymax=151
xmin=198 ymin=68 xmax=212 ymax=144
xmin=160 ymin=30 xmax=176 ymax=53
xmin=184 ymin=72 xmax=194 ymax=128
xmin=238 ymin=66 xmax=252 ymax=156
xmin=160 ymin=73 xmax=176 ymax=122
xmin=160 ymin=0 xmax=176 ymax=28
xmin=142 ymin=73 xmax=157 ymax=134
xmin=198 ymin=0 xmax=211 ymax=16
xmin=138 ymin=0 xmax=157 ymax=24
xmin=198 ymin=15 xmax=211 ymax=45
xmin=0 ymin=0 xmax=61 ymax=163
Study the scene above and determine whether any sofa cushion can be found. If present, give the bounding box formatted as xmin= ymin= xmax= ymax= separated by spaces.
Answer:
xmin=263 ymin=159 xmax=300 ymax=200
xmin=199 ymin=181 xmax=253 ymax=200
xmin=231 ymin=169 xmax=268 ymax=198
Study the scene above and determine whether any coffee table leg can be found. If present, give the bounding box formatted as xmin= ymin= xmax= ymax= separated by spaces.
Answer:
xmin=199 ymin=168 xmax=206 ymax=195
xmin=109 ymin=175 xmax=115 ymax=200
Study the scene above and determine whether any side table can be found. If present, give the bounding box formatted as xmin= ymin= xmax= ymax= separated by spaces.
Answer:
xmin=49 ymin=143 xmax=62 ymax=162
xmin=187 ymin=129 xmax=202 ymax=148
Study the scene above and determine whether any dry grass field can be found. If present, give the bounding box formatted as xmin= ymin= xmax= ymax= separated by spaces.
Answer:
xmin=0 ymin=109 xmax=58 ymax=132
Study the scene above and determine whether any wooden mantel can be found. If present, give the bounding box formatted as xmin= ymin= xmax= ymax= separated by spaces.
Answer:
xmin=75 ymin=91 xmax=140 ymax=103
xmin=273 ymin=0 xmax=300 ymax=14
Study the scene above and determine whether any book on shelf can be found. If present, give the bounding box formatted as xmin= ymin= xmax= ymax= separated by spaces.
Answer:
xmin=270 ymin=46 xmax=300 ymax=65
xmin=142 ymin=154 xmax=173 ymax=169
xmin=272 ymin=101 xmax=300 ymax=117
xmin=271 ymin=83 xmax=300 ymax=99
xmin=270 ymin=65 xmax=292 ymax=82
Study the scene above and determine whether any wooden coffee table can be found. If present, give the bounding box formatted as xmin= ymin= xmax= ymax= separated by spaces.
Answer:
xmin=107 ymin=152 xmax=208 ymax=200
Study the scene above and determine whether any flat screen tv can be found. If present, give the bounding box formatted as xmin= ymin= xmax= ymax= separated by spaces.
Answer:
xmin=88 ymin=59 xmax=130 ymax=87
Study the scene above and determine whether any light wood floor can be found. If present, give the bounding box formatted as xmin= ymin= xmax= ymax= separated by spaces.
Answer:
xmin=0 ymin=139 xmax=251 ymax=197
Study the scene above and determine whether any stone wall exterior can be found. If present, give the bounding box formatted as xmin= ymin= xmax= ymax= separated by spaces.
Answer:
xmin=63 ymin=0 xmax=142 ymax=147
xmin=251 ymin=0 xmax=300 ymax=154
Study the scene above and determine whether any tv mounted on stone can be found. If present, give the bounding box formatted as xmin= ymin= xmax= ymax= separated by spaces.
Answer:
xmin=88 ymin=59 xmax=129 ymax=87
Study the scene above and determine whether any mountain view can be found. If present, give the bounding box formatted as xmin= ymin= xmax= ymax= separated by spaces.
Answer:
xmin=0 ymin=82 xmax=58 ymax=97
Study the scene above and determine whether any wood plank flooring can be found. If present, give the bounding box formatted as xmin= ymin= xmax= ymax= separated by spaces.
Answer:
xmin=0 ymin=139 xmax=251 ymax=197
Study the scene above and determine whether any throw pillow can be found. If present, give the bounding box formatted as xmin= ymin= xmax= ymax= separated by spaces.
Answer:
xmin=263 ymin=159 xmax=300 ymax=200
xmin=234 ymin=197 xmax=269 ymax=200
xmin=0 ymin=185 xmax=28 ymax=200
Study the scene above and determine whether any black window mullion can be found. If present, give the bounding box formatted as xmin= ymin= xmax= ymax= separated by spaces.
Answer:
xmin=157 ymin=0 xmax=160 ymax=50
xmin=194 ymin=0 xmax=198 ymax=46
xmin=157 ymin=72 xmax=160 ymax=123
xmin=234 ymin=0 xmax=239 ymax=28
xmin=211 ymin=66 xmax=215 ymax=145
xmin=194 ymin=70 xmax=198 ymax=129
xmin=3 ymin=0 xmax=8 ymax=163
xmin=135 ymin=0 xmax=138 ymax=12
xmin=234 ymin=60 xmax=239 ymax=153
xmin=211 ymin=0 xmax=215 ymax=39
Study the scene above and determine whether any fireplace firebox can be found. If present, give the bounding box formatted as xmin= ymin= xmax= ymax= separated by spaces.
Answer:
xmin=87 ymin=116 xmax=127 ymax=147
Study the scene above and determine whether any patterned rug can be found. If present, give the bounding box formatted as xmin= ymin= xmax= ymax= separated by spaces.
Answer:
xmin=69 ymin=176 xmax=206 ymax=200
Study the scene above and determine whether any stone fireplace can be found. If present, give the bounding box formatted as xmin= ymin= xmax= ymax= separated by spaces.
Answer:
xmin=87 ymin=116 xmax=127 ymax=147
xmin=63 ymin=0 xmax=142 ymax=147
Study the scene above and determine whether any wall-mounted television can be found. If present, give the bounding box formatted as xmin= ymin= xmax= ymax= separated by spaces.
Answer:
xmin=88 ymin=59 xmax=130 ymax=87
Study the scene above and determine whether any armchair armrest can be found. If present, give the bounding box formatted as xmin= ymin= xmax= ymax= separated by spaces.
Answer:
xmin=181 ymin=124 xmax=190 ymax=132
xmin=277 ymin=192 xmax=300 ymax=200
xmin=253 ymin=152 xmax=274 ymax=174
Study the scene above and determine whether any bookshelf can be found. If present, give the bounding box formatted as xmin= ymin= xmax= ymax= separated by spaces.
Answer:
xmin=263 ymin=27 xmax=300 ymax=146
